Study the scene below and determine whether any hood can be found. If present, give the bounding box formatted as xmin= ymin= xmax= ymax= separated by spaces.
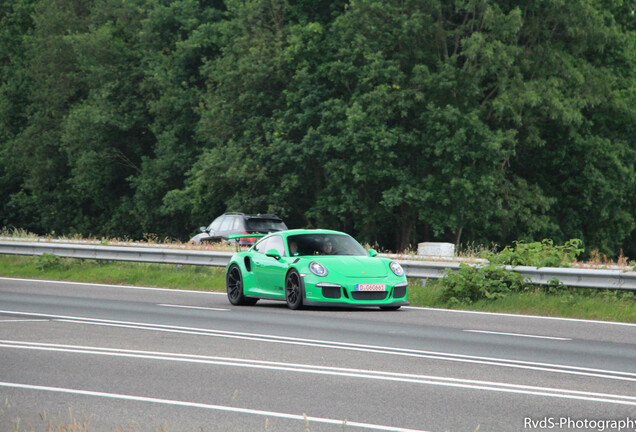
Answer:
xmin=314 ymin=256 xmax=388 ymax=278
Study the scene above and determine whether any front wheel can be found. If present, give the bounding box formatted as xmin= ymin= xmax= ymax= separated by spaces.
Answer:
xmin=285 ymin=270 xmax=304 ymax=310
xmin=226 ymin=264 xmax=257 ymax=306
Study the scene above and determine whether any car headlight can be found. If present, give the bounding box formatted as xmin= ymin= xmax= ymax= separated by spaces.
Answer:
xmin=390 ymin=261 xmax=404 ymax=277
xmin=309 ymin=261 xmax=328 ymax=277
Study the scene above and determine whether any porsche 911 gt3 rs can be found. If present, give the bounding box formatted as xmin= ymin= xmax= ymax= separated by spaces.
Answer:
xmin=225 ymin=229 xmax=408 ymax=310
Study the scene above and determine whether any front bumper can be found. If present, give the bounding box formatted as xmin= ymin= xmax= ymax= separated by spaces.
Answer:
xmin=303 ymin=299 xmax=410 ymax=308
xmin=302 ymin=277 xmax=409 ymax=307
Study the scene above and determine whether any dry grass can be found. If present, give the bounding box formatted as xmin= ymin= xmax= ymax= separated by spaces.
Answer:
xmin=3 ymin=407 xmax=354 ymax=432
xmin=0 ymin=228 xmax=240 ymax=252
xmin=576 ymin=248 xmax=636 ymax=270
xmin=2 ymin=229 xmax=634 ymax=268
xmin=5 ymin=407 xmax=93 ymax=432
xmin=39 ymin=410 xmax=92 ymax=432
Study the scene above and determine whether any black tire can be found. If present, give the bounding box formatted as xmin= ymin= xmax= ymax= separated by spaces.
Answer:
xmin=285 ymin=270 xmax=304 ymax=310
xmin=380 ymin=305 xmax=401 ymax=311
xmin=226 ymin=264 xmax=257 ymax=306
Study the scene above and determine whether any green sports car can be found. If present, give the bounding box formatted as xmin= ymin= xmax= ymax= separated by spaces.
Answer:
xmin=225 ymin=229 xmax=409 ymax=310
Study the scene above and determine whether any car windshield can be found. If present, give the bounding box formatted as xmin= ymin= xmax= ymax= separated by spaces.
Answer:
xmin=287 ymin=234 xmax=367 ymax=256
xmin=246 ymin=219 xmax=287 ymax=232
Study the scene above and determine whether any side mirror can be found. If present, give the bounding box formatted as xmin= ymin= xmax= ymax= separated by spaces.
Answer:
xmin=368 ymin=248 xmax=378 ymax=257
xmin=265 ymin=248 xmax=281 ymax=260
xmin=200 ymin=226 xmax=207 ymax=233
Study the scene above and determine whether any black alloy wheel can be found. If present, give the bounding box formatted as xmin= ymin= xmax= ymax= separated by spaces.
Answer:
xmin=285 ymin=270 xmax=303 ymax=310
xmin=226 ymin=264 xmax=257 ymax=306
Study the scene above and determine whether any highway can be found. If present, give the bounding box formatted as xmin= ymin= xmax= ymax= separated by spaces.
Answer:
xmin=0 ymin=277 xmax=634 ymax=431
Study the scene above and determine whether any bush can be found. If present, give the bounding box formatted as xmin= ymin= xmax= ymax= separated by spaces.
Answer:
xmin=482 ymin=239 xmax=583 ymax=267
xmin=440 ymin=239 xmax=584 ymax=305
xmin=440 ymin=264 xmax=528 ymax=305
xmin=35 ymin=253 xmax=64 ymax=271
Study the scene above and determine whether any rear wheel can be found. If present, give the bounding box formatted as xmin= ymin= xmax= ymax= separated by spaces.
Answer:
xmin=285 ymin=270 xmax=304 ymax=310
xmin=226 ymin=264 xmax=257 ymax=306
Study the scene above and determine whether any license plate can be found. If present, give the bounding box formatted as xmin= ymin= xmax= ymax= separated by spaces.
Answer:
xmin=355 ymin=283 xmax=386 ymax=291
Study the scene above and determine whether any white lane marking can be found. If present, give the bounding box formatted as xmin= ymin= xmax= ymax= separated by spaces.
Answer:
xmin=404 ymin=306 xmax=636 ymax=327
xmin=2 ymin=341 xmax=635 ymax=406
xmin=2 ymin=277 xmax=635 ymax=327
xmin=1 ymin=310 xmax=633 ymax=382
xmin=158 ymin=304 xmax=229 ymax=311
xmin=0 ymin=381 xmax=430 ymax=432
xmin=0 ymin=277 xmax=226 ymax=295
xmin=0 ymin=319 xmax=48 ymax=323
xmin=464 ymin=330 xmax=572 ymax=341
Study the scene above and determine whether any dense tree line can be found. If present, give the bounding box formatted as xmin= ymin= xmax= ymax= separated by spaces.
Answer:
xmin=1 ymin=0 xmax=634 ymax=255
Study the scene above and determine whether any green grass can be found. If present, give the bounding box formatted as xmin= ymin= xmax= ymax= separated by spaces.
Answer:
xmin=409 ymin=279 xmax=636 ymax=323
xmin=0 ymin=255 xmax=226 ymax=291
xmin=1 ymin=255 xmax=634 ymax=323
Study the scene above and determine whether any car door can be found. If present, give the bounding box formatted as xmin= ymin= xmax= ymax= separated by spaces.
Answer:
xmin=205 ymin=216 xmax=224 ymax=243
xmin=250 ymin=235 xmax=288 ymax=298
xmin=227 ymin=215 xmax=242 ymax=239
xmin=216 ymin=216 xmax=235 ymax=241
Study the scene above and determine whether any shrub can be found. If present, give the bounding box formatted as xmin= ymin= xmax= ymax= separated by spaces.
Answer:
xmin=440 ymin=239 xmax=585 ymax=305
xmin=440 ymin=264 xmax=528 ymax=305
xmin=482 ymin=239 xmax=583 ymax=267
xmin=35 ymin=253 xmax=64 ymax=271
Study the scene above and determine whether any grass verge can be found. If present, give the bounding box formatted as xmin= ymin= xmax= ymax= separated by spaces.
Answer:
xmin=409 ymin=279 xmax=636 ymax=323
xmin=0 ymin=255 xmax=225 ymax=291
xmin=1 ymin=255 xmax=634 ymax=323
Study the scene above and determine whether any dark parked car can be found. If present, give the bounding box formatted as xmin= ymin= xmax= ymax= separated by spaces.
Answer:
xmin=190 ymin=213 xmax=288 ymax=246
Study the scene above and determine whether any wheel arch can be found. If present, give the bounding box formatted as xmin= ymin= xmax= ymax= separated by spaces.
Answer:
xmin=226 ymin=257 xmax=256 ymax=293
xmin=285 ymin=267 xmax=306 ymax=309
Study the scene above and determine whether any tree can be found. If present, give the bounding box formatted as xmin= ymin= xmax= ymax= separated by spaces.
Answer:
xmin=0 ymin=0 xmax=633 ymax=256
xmin=189 ymin=0 xmax=297 ymax=224
xmin=133 ymin=0 xmax=224 ymax=239
xmin=494 ymin=0 xmax=636 ymax=254
xmin=0 ymin=0 xmax=37 ymax=227
xmin=3 ymin=0 xmax=92 ymax=234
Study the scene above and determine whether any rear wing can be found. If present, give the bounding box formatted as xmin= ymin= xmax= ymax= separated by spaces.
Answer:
xmin=228 ymin=233 xmax=267 ymax=251
xmin=228 ymin=234 xmax=267 ymax=241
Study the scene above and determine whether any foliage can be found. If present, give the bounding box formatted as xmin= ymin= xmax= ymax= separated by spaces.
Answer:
xmin=0 ymin=0 xmax=634 ymax=256
xmin=35 ymin=253 xmax=65 ymax=271
xmin=484 ymin=239 xmax=584 ymax=267
xmin=440 ymin=238 xmax=585 ymax=304
xmin=440 ymin=263 xmax=529 ymax=305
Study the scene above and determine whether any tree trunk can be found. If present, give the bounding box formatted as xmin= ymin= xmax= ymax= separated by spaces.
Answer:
xmin=454 ymin=226 xmax=463 ymax=252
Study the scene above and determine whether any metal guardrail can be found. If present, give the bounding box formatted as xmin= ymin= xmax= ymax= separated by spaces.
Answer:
xmin=0 ymin=240 xmax=635 ymax=291
xmin=0 ymin=240 xmax=233 ymax=267
xmin=399 ymin=261 xmax=636 ymax=291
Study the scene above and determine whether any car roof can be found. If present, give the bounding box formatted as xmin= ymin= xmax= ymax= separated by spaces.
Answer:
xmin=223 ymin=212 xmax=283 ymax=221
xmin=268 ymin=229 xmax=351 ymax=238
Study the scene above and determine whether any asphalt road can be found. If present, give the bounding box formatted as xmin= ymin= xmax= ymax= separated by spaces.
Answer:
xmin=0 ymin=277 xmax=634 ymax=432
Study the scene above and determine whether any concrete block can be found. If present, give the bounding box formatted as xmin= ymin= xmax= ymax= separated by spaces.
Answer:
xmin=417 ymin=242 xmax=455 ymax=257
